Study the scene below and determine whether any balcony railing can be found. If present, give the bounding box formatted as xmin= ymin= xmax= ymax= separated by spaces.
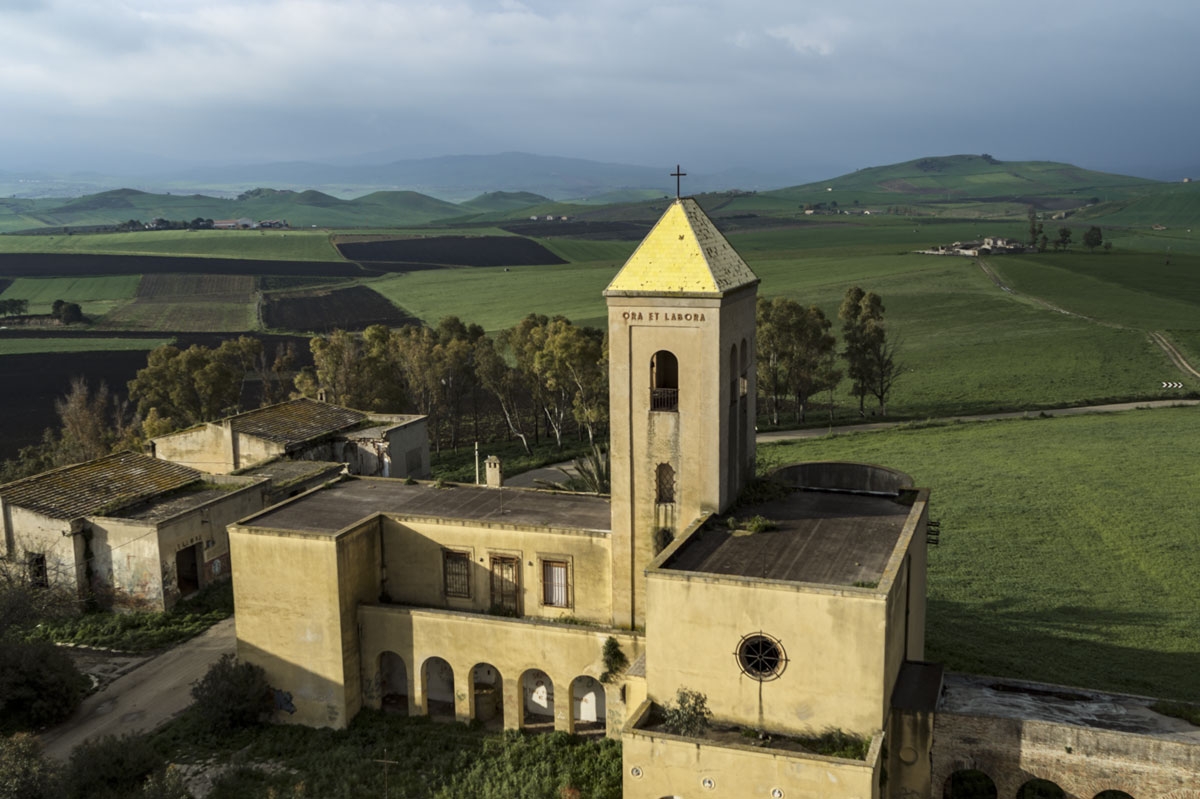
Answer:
xmin=650 ymin=388 xmax=678 ymax=411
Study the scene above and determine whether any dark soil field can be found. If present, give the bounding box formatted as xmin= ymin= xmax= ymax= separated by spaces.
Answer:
xmin=0 ymin=333 xmax=312 ymax=461
xmin=0 ymin=253 xmax=369 ymax=278
xmin=0 ymin=278 xmax=12 ymax=294
xmin=336 ymin=236 xmax=566 ymax=266
xmin=263 ymin=285 xmax=419 ymax=332
xmin=499 ymin=220 xmax=650 ymax=240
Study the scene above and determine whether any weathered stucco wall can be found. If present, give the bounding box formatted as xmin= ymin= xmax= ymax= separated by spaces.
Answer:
xmin=359 ymin=604 xmax=641 ymax=734
xmin=231 ymin=518 xmax=380 ymax=728
xmin=379 ymin=515 xmax=612 ymax=624
xmin=153 ymin=425 xmax=232 ymax=473
xmin=645 ymin=569 xmax=890 ymax=736
xmin=3 ymin=502 xmax=84 ymax=594
xmin=932 ymin=710 xmax=1200 ymax=799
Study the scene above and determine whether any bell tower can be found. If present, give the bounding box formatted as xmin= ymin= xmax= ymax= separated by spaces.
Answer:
xmin=606 ymin=197 xmax=759 ymax=629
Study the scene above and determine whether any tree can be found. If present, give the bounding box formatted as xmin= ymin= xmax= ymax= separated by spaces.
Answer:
xmin=1083 ymin=225 xmax=1103 ymax=252
xmin=53 ymin=377 xmax=114 ymax=465
xmin=535 ymin=319 xmax=607 ymax=446
xmin=1057 ymin=226 xmax=1072 ymax=251
xmin=129 ymin=337 xmax=264 ymax=431
xmin=839 ymin=286 xmax=899 ymax=416
xmin=475 ymin=334 xmax=534 ymax=454
xmin=297 ymin=326 xmax=407 ymax=413
xmin=757 ymin=298 xmax=837 ymax=424
xmin=1027 ymin=207 xmax=1043 ymax=248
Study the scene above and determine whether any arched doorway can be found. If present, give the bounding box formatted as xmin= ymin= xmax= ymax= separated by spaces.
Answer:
xmin=1094 ymin=792 xmax=1134 ymax=799
xmin=571 ymin=675 xmax=606 ymax=736
xmin=422 ymin=657 xmax=455 ymax=720
xmin=650 ymin=350 xmax=678 ymax=410
xmin=943 ymin=769 xmax=997 ymax=799
xmin=472 ymin=663 xmax=503 ymax=728
xmin=521 ymin=669 xmax=555 ymax=732
xmin=1018 ymin=779 xmax=1065 ymax=799
xmin=379 ymin=651 xmax=408 ymax=714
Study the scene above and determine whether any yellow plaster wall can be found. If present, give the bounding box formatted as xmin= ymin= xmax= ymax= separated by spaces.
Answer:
xmin=152 ymin=425 xmax=231 ymax=473
xmin=359 ymin=603 xmax=641 ymax=733
xmin=234 ymin=433 xmax=285 ymax=470
xmin=86 ymin=518 xmax=166 ymax=608
xmin=3 ymin=503 xmax=84 ymax=594
xmin=645 ymin=572 xmax=890 ymax=736
xmin=231 ymin=521 xmax=379 ymax=728
xmin=379 ymin=515 xmax=612 ymax=624
xmin=622 ymin=706 xmax=881 ymax=799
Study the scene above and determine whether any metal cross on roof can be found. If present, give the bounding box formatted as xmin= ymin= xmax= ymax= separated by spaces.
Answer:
xmin=670 ymin=164 xmax=687 ymax=199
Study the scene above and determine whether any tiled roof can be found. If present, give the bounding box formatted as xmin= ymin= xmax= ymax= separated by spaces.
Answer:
xmin=230 ymin=398 xmax=366 ymax=445
xmin=604 ymin=198 xmax=759 ymax=297
xmin=0 ymin=452 xmax=202 ymax=520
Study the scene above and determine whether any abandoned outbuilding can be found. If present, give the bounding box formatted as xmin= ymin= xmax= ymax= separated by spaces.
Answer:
xmin=149 ymin=397 xmax=429 ymax=479
xmin=0 ymin=451 xmax=264 ymax=610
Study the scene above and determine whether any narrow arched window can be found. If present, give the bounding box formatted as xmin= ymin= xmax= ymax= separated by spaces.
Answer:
xmin=650 ymin=350 xmax=678 ymax=411
xmin=655 ymin=463 xmax=675 ymax=504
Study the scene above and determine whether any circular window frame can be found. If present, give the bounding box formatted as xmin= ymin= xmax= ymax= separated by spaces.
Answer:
xmin=735 ymin=632 xmax=787 ymax=681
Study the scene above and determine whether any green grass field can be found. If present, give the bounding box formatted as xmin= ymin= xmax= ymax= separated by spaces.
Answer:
xmin=99 ymin=300 xmax=257 ymax=332
xmin=990 ymin=252 xmax=1200 ymax=330
xmin=0 ymin=275 xmax=141 ymax=316
xmin=0 ymin=337 xmax=172 ymax=355
xmin=0 ymin=229 xmax=344 ymax=261
xmin=757 ymin=407 xmax=1200 ymax=700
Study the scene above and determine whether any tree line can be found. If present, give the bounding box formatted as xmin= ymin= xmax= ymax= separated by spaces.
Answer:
xmin=0 ymin=287 xmax=898 ymax=483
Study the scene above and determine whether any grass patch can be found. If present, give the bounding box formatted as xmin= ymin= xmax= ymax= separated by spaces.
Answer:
xmin=757 ymin=407 xmax=1200 ymax=701
xmin=98 ymin=298 xmax=258 ymax=332
xmin=0 ymin=275 xmax=141 ymax=315
xmin=0 ymin=336 xmax=172 ymax=355
xmin=27 ymin=579 xmax=233 ymax=652
xmin=1151 ymin=700 xmax=1200 ymax=726
xmin=152 ymin=709 xmax=621 ymax=799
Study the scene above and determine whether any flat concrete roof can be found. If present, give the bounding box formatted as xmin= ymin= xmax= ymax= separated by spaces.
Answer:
xmin=939 ymin=673 xmax=1200 ymax=741
xmin=240 ymin=478 xmax=611 ymax=536
xmin=660 ymin=489 xmax=910 ymax=586
xmin=114 ymin=484 xmax=241 ymax=523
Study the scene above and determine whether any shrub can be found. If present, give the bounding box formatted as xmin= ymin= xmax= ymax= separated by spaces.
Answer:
xmin=661 ymin=688 xmax=712 ymax=738
xmin=599 ymin=637 xmax=627 ymax=684
xmin=190 ymin=654 xmax=273 ymax=732
xmin=0 ymin=733 xmax=57 ymax=799
xmin=63 ymin=734 xmax=162 ymax=799
xmin=0 ymin=640 xmax=89 ymax=733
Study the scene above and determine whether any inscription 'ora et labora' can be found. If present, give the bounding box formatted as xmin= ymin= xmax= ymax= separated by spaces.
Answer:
xmin=621 ymin=311 xmax=707 ymax=322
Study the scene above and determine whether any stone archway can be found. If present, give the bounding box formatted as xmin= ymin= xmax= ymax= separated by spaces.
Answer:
xmin=422 ymin=657 xmax=455 ymax=719
xmin=944 ymin=769 xmax=998 ymax=799
xmin=570 ymin=675 xmax=606 ymax=736
xmin=471 ymin=663 xmax=503 ymax=728
xmin=1094 ymin=792 xmax=1134 ymax=799
xmin=379 ymin=651 xmax=408 ymax=714
xmin=521 ymin=669 xmax=555 ymax=732
xmin=1018 ymin=779 xmax=1065 ymax=799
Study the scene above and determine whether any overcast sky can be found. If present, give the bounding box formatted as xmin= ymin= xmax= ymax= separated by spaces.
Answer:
xmin=1 ymin=0 xmax=1196 ymax=179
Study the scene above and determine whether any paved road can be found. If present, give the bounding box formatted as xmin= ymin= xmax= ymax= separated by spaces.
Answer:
xmin=39 ymin=617 xmax=236 ymax=760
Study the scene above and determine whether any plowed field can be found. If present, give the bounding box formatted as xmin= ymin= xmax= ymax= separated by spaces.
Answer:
xmin=0 ymin=253 xmax=367 ymax=278
xmin=263 ymin=285 xmax=417 ymax=332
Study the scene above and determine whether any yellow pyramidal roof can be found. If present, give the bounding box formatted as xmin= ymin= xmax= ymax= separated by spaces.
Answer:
xmin=604 ymin=198 xmax=759 ymax=297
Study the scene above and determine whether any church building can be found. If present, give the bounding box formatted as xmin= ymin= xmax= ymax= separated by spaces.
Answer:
xmin=229 ymin=198 xmax=1198 ymax=799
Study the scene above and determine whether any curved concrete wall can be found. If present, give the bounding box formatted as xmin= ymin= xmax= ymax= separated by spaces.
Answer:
xmin=771 ymin=461 xmax=914 ymax=494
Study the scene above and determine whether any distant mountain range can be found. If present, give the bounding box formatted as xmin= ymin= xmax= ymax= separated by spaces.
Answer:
xmin=0 ymin=154 xmax=1187 ymax=234
xmin=0 ymin=152 xmax=805 ymax=203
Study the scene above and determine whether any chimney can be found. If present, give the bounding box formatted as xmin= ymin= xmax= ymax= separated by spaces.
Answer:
xmin=485 ymin=456 xmax=503 ymax=489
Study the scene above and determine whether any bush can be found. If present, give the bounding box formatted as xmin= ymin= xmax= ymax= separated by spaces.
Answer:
xmin=63 ymin=734 xmax=162 ymax=799
xmin=599 ymin=637 xmax=627 ymax=684
xmin=190 ymin=654 xmax=273 ymax=732
xmin=0 ymin=733 xmax=57 ymax=799
xmin=0 ymin=640 xmax=88 ymax=733
xmin=661 ymin=688 xmax=712 ymax=738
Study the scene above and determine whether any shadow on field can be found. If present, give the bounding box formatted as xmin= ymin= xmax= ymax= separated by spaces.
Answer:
xmin=926 ymin=597 xmax=1200 ymax=702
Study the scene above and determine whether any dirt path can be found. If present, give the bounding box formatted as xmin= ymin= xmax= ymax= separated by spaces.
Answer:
xmin=38 ymin=617 xmax=236 ymax=761
xmin=976 ymin=259 xmax=1200 ymax=379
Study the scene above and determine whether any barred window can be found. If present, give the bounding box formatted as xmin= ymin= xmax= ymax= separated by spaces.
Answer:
xmin=655 ymin=463 xmax=675 ymax=504
xmin=443 ymin=550 xmax=471 ymax=598
xmin=542 ymin=560 xmax=569 ymax=608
